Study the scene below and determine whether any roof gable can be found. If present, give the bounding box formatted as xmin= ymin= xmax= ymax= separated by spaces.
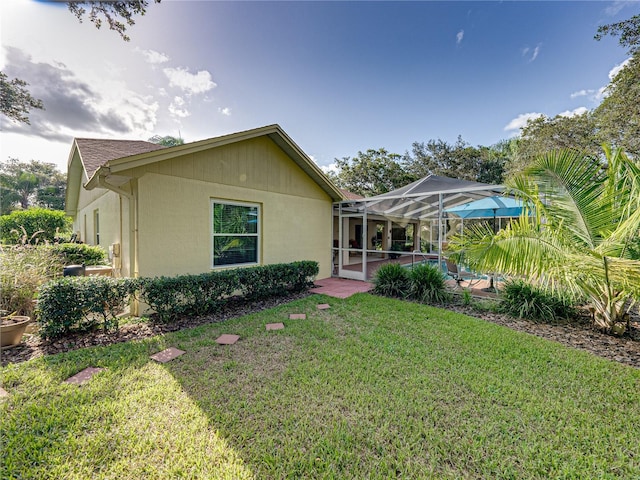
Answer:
xmin=80 ymin=125 xmax=344 ymax=202
xmin=74 ymin=138 xmax=166 ymax=179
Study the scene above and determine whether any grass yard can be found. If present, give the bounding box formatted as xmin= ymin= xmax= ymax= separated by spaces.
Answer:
xmin=2 ymin=293 xmax=640 ymax=479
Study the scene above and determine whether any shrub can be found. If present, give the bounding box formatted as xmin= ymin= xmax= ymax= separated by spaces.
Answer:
xmin=499 ymin=279 xmax=578 ymax=322
xmin=0 ymin=244 xmax=64 ymax=317
xmin=139 ymin=261 xmax=319 ymax=323
xmin=37 ymin=276 xmax=137 ymax=339
xmin=407 ymin=263 xmax=450 ymax=304
xmin=373 ymin=263 xmax=409 ymax=298
xmin=47 ymin=243 xmax=108 ymax=266
xmin=0 ymin=208 xmax=71 ymax=244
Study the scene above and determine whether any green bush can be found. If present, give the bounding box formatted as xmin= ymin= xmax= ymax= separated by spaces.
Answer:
xmin=36 ymin=277 xmax=137 ymax=339
xmin=0 ymin=208 xmax=72 ymax=244
xmin=373 ymin=263 xmax=409 ymax=298
xmin=0 ymin=244 xmax=64 ymax=317
xmin=407 ymin=263 xmax=450 ymax=304
xmin=139 ymin=261 xmax=319 ymax=323
xmin=138 ymin=271 xmax=240 ymax=322
xmin=499 ymin=279 xmax=578 ymax=322
xmin=47 ymin=243 xmax=108 ymax=266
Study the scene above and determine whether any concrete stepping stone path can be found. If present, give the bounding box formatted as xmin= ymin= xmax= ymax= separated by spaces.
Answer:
xmin=266 ymin=322 xmax=285 ymax=331
xmin=0 ymin=386 xmax=9 ymax=398
xmin=289 ymin=313 xmax=306 ymax=320
xmin=317 ymin=304 xmax=331 ymax=310
xmin=150 ymin=347 xmax=186 ymax=363
xmin=216 ymin=334 xmax=240 ymax=345
xmin=64 ymin=367 xmax=105 ymax=385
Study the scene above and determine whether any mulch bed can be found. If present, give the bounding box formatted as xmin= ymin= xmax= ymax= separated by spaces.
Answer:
xmin=2 ymin=291 xmax=639 ymax=369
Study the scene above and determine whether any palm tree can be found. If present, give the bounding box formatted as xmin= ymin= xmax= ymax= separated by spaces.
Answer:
xmin=446 ymin=147 xmax=640 ymax=332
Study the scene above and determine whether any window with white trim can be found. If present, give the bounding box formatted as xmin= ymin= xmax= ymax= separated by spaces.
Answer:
xmin=212 ymin=200 xmax=260 ymax=267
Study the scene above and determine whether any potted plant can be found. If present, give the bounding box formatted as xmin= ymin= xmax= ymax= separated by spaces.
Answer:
xmin=1 ymin=311 xmax=31 ymax=349
xmin=389 ymin=242 xmax=402 ymax=259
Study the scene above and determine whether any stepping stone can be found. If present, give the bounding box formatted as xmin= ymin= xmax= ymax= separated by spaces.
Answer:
xmin=64 ymin=367 xmax=105 ymax=385
xmin=266 ymin=322 xmax=285 ymax=331
xmin=0 ymin=386 xmax=8 ymax=398
xmin=289 ymin=313 xmax=306 ymax=320
xmin=216 ymin=334 xmax=240 ymax=345
xmin=316 ymin=304 xmax=331 ymax=310
xmin=150 ymin=347 xmax=186 ymax=363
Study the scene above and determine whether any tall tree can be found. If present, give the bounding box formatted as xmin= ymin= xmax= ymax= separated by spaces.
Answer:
xmin=148 ymin=134 xmax=185 ymax=147
xmin=330 ymin=148 xmax=415 ymax=197
xmin=0 ymin=72 xmax=44 ymax=124
xmin=0 ymin=159 xmax=66 ymax=214
xmin=506 ymin=113 xmax=601 ymax=177
xmin=68 ymin=1 xmax=162 ymax=41
xmin=404 ymin=136 xmax=505 ymax=184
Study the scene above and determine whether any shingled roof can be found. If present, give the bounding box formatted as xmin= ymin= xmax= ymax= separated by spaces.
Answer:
xmin=74 ymin=138 xmax=166 ymax=179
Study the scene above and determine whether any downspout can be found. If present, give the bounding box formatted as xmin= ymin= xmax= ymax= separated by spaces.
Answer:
xmin=94 ymin=173 xmax=140 ymax=315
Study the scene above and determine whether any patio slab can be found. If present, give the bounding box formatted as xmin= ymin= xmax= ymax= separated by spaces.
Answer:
xmin=64 ymin=367 xmax=105 ymax=385
xmin=289 ymin=313 xmax=306 ymax=320
xmin=216 ymin=334 xmax=240 ymax=345
xmin=150 ymin=347 xmax=186 ymax=363
xmin=266 ymin=322 xmax=285 ymax=331
xmin=310 ymin=277 xmax=373 ymax=298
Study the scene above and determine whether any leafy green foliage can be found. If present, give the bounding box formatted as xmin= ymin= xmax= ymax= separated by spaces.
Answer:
xmin=148 ymin=134 xmax=184 ymax=146
xmin=139 ymin=261 xmax=318 ymax=322
xmin=0 ymin=244 xmax=64 ymax=317
xmin=328 ymin=148 xmax=416 ymax=197
xmin=47 ymin=243 xmax=108 ymax=266
xmin=0 ymin=208 xmax=71 ymax=244
xmin=407 ymin=263 xmax=450 ymax=304
xmin=37 ymin=276 xmax=137 ymax=339
xmin=448 ymin=147 xmax=640 ymax=330
xmin=0 ymin=71 xmax=43 ymax=124
xmin=373 ymin=263 xmax=409 ymax=298
xmin=67 ymin=0 xmax=161 ymax=42
xmin=0 ymin=158 xmax=67 ymax=214
xmin=500 ymin=279 xmax=578 ymax=322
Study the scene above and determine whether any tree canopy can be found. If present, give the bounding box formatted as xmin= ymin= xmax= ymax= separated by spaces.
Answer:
xmin=0 ymin=71 xmax=44 ymax=124
xmin=68 ymin=0 xmax=162 ymax=41
xmin=0 ymin=159 xmax=66 ymax=215
xmin=148 ymin=134 xmax=185 ymax=147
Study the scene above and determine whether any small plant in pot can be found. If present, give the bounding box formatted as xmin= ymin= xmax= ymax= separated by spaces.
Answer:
xmin=389 ymin=242 xmax=403 ymax=259
xmin=0 ymin=310 xmax=32 ymax=350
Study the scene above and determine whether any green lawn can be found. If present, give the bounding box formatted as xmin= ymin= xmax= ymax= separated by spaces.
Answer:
xmin=2 ymin=293 xmax=640 ymax=479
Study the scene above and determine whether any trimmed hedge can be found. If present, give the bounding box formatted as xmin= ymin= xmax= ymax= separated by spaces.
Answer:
xmin=37 ymin=276 xmax=136 ymax=339
xmin=36 ymin=261 xmax=319 ymax=338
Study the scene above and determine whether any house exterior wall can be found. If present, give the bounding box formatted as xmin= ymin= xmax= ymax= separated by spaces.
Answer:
xmin=118 ymin=136 xmax=334 ymax=279
xmin=74 ymin=186 xmax=130 ymax=274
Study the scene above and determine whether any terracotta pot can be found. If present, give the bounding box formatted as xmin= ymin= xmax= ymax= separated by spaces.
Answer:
xmin=1 ymin=315 xmax=31 ymax=349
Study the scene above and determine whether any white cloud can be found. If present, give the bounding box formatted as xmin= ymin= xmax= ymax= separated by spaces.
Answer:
xmin=558 ymin=107 xmax=588 ymax=118
xmin=456 ymin=30 xmax=464 ymax=45
xmin=504 ymin=112 xmax=545 ymax=133
xmin=135 ymin=47 xmax=170 ymax=65
xmin=608 ymin=58 xmax=631 ymax=81
xmin=163 ymin=67 xmax=217 ymax=95
xmin=320 ymin=162 xmax=339 ymax=175
xmin=605 ymin=1 xmax=635 ymax=16
xmin=522 ymin=44 xmax=541 ymax=62
xmin=168 ymin=96 xmax=190 ymax=118
xmin=218 ymin=107 xmax=232 ymax=116
xmin=570 ymin=89 xmax=593 ymax=99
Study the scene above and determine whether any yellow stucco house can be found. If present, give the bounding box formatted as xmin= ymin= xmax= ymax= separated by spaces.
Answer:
xmin=65 ymin=124 xmax=344 ymax=281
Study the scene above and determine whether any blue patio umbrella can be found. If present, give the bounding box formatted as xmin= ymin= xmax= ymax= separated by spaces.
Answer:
xmin=444 ymin=196 xmax=525 ymax=219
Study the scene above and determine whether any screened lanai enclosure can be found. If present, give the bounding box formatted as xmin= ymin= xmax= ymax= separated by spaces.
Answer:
xmin=333 ymin=175 xmax=506 ymax=281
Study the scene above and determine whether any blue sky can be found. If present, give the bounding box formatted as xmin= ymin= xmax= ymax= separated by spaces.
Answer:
xmin=0 ymin=1 xmax=636 ymax=173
